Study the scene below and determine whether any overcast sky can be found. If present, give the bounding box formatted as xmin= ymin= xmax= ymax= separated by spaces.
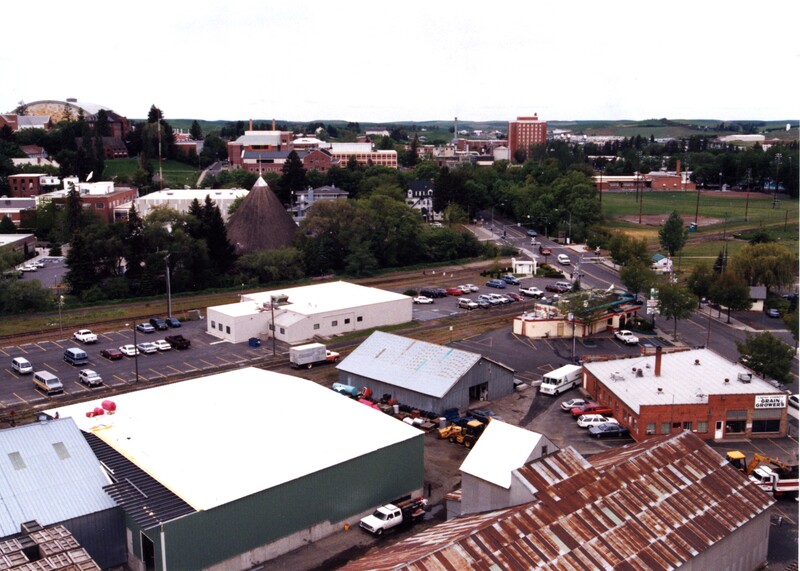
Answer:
xmin=3 ymin=1 xmax=798 ymax=123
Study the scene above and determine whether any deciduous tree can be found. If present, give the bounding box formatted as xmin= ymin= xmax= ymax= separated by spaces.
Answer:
xmin=655 ymin=282 xmax=697 ymax=340
xmin=729 ymin=243 xmax=796 ymax=294
xmin=708 ymin=271 xmax=752 ymax=323
xmin=736 ymin=332 xmax=794 ymax=384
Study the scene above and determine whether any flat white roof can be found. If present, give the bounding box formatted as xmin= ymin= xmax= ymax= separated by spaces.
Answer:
xmin=583 ymin=348 xmax=785 ymax=414
xmin=459 ymin=420 xmax=544 ymax=489
xmin=46 ymin=368 xmax=420 ymax=512
xmin=138 ymin=188 xmax=249 ymax=200
xmin=242 ymin=281 xmax=410 ymax=316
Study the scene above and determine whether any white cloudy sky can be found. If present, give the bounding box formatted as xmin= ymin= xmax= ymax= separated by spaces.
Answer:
xmin=3 ymin=1 xmax=797 ymax=123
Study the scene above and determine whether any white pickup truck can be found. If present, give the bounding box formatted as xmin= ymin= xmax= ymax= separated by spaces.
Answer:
xmin=519 ymin=286 xmax=544 ymax=298
xmin=359 ymin=497 xmax=428 ymax=536
xmin=73 ymin=329 xmax=98 ymax=344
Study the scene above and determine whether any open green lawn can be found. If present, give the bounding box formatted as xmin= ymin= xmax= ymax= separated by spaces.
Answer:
xmin=601 ymin=191 xmax=798 ymax=234
xmin=105 ymin=159 xmax=200 ymax=188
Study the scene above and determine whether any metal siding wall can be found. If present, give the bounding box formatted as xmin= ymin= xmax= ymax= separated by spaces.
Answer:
xmin=61 ymin=508 xmax=127 ymax=570
xmin=160 ymin=436 xmax=423 ymax=570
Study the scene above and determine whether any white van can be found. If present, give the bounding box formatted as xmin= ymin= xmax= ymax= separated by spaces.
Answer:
xmin=539 ymin=364 xmax=582 ymax=396
xmin=11 ymin=357 xmax=33 ymax=374
xmin=33 ymin=371 xmax=63 ymax=395
xmin=557 ymin=254 xmax=571 ymax=265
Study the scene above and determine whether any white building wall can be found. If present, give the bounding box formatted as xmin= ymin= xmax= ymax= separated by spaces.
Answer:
xmin=207 ymin=297 xmax=412 ymax=345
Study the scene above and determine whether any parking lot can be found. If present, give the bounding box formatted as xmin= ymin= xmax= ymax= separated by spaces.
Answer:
xmin=0 ymin=319 xmax=273 ymax=411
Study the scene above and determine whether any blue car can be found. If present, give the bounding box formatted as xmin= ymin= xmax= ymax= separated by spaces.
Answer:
xmin=165 ymin=317 xmax=182 ymax=328
xmin=502 ymin=275 xmax=520 ymax=285
xmin=486 ymin=279 xmax=507 ymax=289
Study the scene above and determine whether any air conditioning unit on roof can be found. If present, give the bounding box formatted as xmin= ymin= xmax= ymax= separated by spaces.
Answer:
xmin=737 ymin=372 xmax=752 ymax=383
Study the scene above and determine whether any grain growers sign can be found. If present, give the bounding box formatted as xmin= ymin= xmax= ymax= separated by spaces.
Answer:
xmin=754 ymin=394 xmax=787 ymax=409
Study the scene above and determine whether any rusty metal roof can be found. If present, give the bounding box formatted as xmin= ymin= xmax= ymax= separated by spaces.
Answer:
xmin=342 ymin=432 xmax=774 ymax=571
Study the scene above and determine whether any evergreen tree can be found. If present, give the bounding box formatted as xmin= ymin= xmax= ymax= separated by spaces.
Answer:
xmin=0 ymin=215 xmax=16 ymax=233
xmin=64 ymin=231 xmax=96 ymax=295
xmin=278 ymin=151 xmax=307 ymax=204
xmin=95 ymin=109 xmax=111 ymax=137
xmin=189 ymin=120 xmax=203 ymax=141
xmin=124 ymin=205 xmax=146 ymax=284
xmin=713 ymin=250 xmax=726 ymax=274
xmin=201 ymin=196 xmax=236 ymax=274
xmin=64 ymin=182 xmax=83 ymax=237
xmin=658 ymin=210 xmax=688 ymax=256
xmin=147 ymin=105 xmax=163 ymax=123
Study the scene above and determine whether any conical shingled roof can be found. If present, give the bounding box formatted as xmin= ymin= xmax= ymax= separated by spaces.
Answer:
xmin=226 ymin=179 xmax=296 ymax=254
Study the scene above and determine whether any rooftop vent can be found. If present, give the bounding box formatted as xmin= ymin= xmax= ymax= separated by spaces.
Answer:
xmin=636 ymin=368 xmax=644 ymax=377
xmin=694 ymin=359 xmax=701 ymax=366
xmin=724 ymin=378 xmax=730 ymax=384
xmin=657 ymin=387 xmax=663 ymax=393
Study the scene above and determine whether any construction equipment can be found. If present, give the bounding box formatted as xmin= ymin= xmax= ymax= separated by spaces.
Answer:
xmin=727 ymin=451 xmax=799 ymax=497
xmin=448 ymin=419 xmax=485 ymax=448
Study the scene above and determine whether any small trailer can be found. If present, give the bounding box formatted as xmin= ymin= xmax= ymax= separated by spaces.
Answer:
xmin=289 ymin=343 xmax=340 ymax=369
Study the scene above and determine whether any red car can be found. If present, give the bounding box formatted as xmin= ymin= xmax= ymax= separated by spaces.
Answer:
xmin=445 ymin=287 xmax=462 ymax=296
xmin=100 ymin=347 xmax=123 ymax=360
xmin=505 ymin=292 xmax=523 ymax=302
xmin=571 ymin=403 xmax=613 ymax=417
xmin=539 ymin=245 xmax=552 ymax=256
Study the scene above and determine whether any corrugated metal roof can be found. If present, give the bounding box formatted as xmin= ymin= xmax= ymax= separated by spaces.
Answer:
xmin=342 ymin=432 xmax=774 ymax=571
xmin=83 ymin=433 xmax=195 ymax=530
xmin=337 ymin=331 xmax=482 ymax=398
xmin=0 ymin=418 xmax=117 ymax=537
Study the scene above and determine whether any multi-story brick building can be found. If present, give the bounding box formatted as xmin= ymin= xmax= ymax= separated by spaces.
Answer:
xmin=507 ymin=114 xmax=547 ymax=162
xmin=582 ymin=347 xmax=788 ymax=442
xmin=227 ymin=130 xmax=294 ymax=168
xmin=8 ymin=174 xmax=60 ymax=197
xmin=328 ymin=143 xmax=397 ymax=169
xmin=40 ymin=178 xmax=137 ymax=224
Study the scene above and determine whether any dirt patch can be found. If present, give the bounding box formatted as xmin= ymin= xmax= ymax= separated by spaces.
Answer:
xmin=616 ymin=214 xmax=722 ymax=227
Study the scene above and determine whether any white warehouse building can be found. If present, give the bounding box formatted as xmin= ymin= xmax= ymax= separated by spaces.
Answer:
xmin=206 ymin=281 xmax=413 ymax=344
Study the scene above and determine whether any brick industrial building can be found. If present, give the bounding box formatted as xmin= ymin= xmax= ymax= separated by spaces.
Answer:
xmin=508 ymin=114 xmax=547 ymax=161
xmin=582 ymin=347 xmax=788 ymax=442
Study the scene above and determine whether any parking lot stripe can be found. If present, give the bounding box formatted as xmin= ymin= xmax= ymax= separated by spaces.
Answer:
xmin=12 ymin=392 xmax=29 ymax=406
xmin=197 ymin=359 xmax=216 ymax=368
xmin=163 ymin=365 xmax=183 ymax=375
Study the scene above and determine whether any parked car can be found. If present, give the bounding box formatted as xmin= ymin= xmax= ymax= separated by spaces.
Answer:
xmin=413 ymin=295 xmax=434 ymax=304
xmin=465 ymin=284 xmax=479 ymax=292
xmin=73 ymin=329 xmax=98 ymax=344
xmin=476 ymin=299 xmax=491 ymax=309
xmin=520 ymin=286 xmax=544 ymax=298
xmin=789 ymin=394 xmax=799 ymax=409
xmin=479 ymin=294 xmax=501 ymax=306
xmin=149 ymin=317 xmax=169 ymax=330
xmin=119 ymin=344 xmax=139 ymax=357
xmin=78 ymin=369 xmax=103 ymax=387
xmin=458 ymin=298 xmax=479 ymax=310
xmin=136 ymin=342 xmax=158 ymax=354
xmin=153 ymin=339 xmax=172 ymax=351
xmin=588 ymin=423 xmax=630 ymax=438
xmin=446 ymin=287 xmax=463 ymax=296
xmin=546 ymin=281 xmax=573 ymax=293
xmin=577 ymin=414 xmax=618 ymax=429
xmin=765 ymin=308 xmax=781 ymax=318
xmin=136 ymin=323 xmax=156 ymax=334
xmin=486 ymin=279 xmax=507 ymax=289
xmin=571 ymin=403 xmax=613 ymax=417
xmin=100 ymin=347 xmax=123 ymax=360
xmin=526 ymin=230 xmax=537 ymax=237
xmin=561 ymin=398 xmax=590 ymax=412
xmin=614 ymin=330 xmax=640 ymax=345
xmin=165 ymin=317 xmax=182 ymax=328
xmin=557 ymin=254 xmax=571 ymax=265
xmin=539 ymin=245 xmax=552 ymax=256
xmin=505 ymin=292 xmax=523 ymax=302
xmin=457 ymin=285 xmax=472 ymax=294
xmin=490 ymin=293 xmax=510 ymax=304
xmin=502 ymin=275 xmax=520 ymax=285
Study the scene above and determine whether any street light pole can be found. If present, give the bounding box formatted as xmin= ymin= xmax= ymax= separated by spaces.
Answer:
xmin=165 ymin=254 xmax=172 ymax=318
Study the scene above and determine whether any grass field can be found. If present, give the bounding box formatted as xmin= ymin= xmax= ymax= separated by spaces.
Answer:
xmin=105 ymin=159 xmax=200 ymax=188
xmin=599 ymin=190 xmax=798 ymax=273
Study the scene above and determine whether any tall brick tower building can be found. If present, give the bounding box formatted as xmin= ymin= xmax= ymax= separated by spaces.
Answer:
xmin=508 ymin=114 xmax=547 ymax=162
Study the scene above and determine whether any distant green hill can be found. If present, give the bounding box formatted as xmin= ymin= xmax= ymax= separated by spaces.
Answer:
xmin=138 ymin=117 xmax=798 ymax=141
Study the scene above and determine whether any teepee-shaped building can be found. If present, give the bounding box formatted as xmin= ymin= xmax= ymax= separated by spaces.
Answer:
xmin=226 ymin=177 xmax=296 ymax=254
